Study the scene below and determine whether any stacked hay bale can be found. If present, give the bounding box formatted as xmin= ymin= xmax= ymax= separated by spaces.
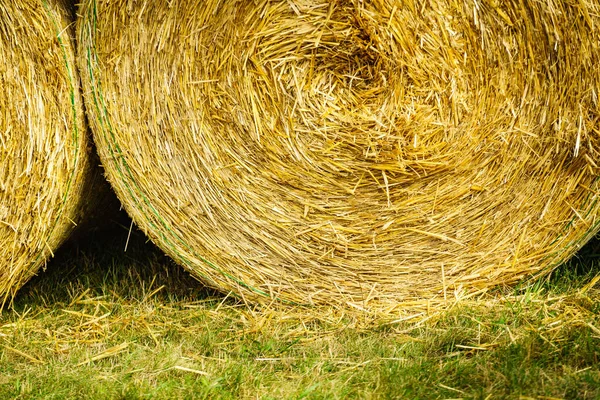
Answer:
xmin=78 ymin=0 xmax=600 ymax=312
xmin=0 ymin=0 xmax=96 ymax=305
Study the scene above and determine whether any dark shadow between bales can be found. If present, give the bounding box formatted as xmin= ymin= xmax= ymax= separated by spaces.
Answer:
xmin=11 ymin=209 xmax=222 ymax=311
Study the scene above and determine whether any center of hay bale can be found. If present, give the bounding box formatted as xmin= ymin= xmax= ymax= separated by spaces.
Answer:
xmin=79 ymin=0 xmax=600 ymax=312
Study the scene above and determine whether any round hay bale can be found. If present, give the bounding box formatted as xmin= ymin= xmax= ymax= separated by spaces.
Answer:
xmin=78 ymin=0 xmax=600 ymax=311
xmin=0 ymin=0 xmax=96 ymax=304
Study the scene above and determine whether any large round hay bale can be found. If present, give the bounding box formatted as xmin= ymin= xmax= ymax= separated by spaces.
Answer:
xmin=78 ymin=0 xmax=600 ymax=311
xmin=0 ymin=0 xmax=96 ymax=304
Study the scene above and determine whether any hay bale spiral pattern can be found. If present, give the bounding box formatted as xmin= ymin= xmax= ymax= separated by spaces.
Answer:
xmin=79 ymin=0 xmax=600 ymax=311
xmin=0 ymin=0 xmax=94 ymax=304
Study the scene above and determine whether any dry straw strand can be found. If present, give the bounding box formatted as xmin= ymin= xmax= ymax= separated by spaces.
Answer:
xmin=0 ymin=0 xmax=95 ymax=306
xmin=78 ymin=0 xmax=600 ymax=314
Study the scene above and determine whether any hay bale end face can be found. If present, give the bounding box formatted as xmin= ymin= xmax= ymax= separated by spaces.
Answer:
xmin=0 ymin=0 xmax=95 ymax=304
xmin=78 ymin=0 xmax=600 ymax=312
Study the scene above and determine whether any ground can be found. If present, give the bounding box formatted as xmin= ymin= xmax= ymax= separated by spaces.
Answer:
xmin=1 ymin=215 xmax=600 ymax=399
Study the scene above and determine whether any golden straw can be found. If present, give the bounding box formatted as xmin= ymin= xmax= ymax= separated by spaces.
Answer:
xmin=78 ymin=0 xmax=600 ymax=313
xmin=0 ymin=0 xmax=96 ymax=306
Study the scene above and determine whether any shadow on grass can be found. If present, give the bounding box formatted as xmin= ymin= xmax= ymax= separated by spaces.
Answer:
xmin=12 ymin=211 xmax=221 ymax=310
xmin=532 ymin=236 xmax=600 ymax=294
xmin=12 ymin=209 xmax=600 ymax=312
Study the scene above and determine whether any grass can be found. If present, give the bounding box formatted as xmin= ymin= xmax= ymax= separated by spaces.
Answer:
xmin=2 ymin=216 xmax=600 ymax=399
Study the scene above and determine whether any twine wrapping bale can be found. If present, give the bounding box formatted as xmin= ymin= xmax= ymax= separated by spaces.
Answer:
xmin=78 ymin=0 xmax=600 ymax=312
xmin=0 ymin=0 xmax=96 ymax=304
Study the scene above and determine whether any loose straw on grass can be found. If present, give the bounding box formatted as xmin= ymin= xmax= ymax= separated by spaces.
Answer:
xmin=0 ymin=0 xmax=96 ymax=306
xmin=78 ymin=0 xmax=600 ymax=314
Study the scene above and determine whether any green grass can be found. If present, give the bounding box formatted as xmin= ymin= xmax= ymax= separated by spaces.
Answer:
xmin=2 ymin=222 xmax=600 ymax=399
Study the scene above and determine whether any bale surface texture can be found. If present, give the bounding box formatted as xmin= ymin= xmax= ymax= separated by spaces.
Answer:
xmin=0 ymin=0 xmax=94 ymax=304
xmin=79 ymin=0 xmax=600 ymax=311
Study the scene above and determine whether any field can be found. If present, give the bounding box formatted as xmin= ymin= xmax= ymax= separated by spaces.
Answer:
xmin=1 ymin=215 xmax=600 ymax=399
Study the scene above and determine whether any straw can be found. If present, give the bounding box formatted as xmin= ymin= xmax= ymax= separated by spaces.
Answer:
xmin=77 ymin=0 xmax=600 ymax=313
xmin=0 ymin=0 xmax=96 ymax=306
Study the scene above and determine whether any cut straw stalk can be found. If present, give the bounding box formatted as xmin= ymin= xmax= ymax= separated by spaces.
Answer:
xmin=78 ymin=0 xmax=600 ymax=313
xmin=0 ymin=0 xmax=96 ymax=305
